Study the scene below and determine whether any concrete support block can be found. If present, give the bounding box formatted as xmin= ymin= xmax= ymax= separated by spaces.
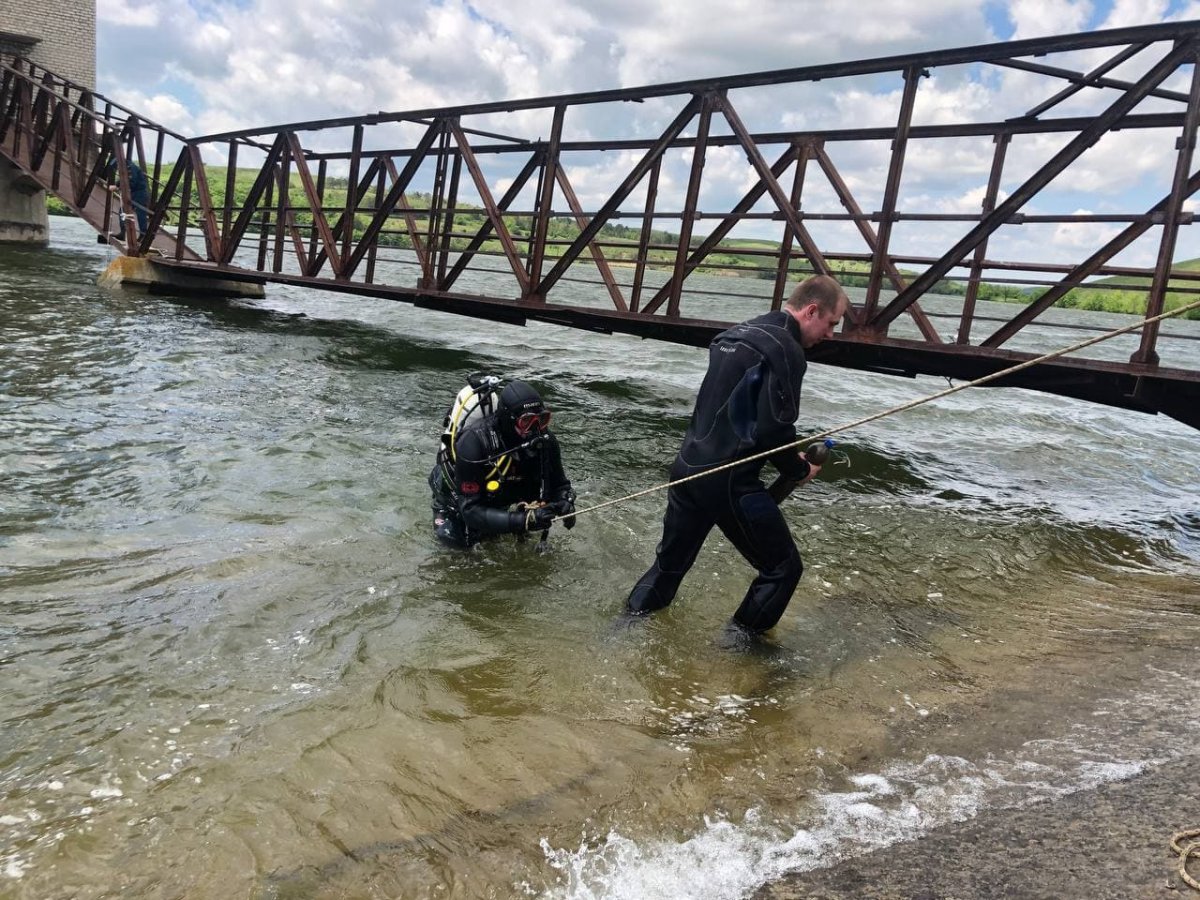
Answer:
xmin=98 ymin=256 xmax=266 ymax=299
xmin=0 ymin=158 xmax=49 ymax=245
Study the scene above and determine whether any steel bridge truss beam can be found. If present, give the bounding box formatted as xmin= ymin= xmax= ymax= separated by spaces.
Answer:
xmin=4 ymin=22 xmax=1200 ymax=429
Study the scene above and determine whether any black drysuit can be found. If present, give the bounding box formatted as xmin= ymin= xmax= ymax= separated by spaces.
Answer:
xmin=626 ymin=310 xmax=812 ymax=631
xmin=429 ymin=415 xmax=572 ymax=548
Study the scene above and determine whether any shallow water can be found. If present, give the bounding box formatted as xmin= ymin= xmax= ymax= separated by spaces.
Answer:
xmin=1 ymin=217 xmax=1198 ymax=898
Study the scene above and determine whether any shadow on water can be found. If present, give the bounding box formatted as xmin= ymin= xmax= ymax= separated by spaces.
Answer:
xmin=150 ymin=296 xmax=685 ymax=437
xmin=156 ymin=296 xmax=503 ymax=377
xmin=0 ymin=243 xmax=105 ymax=284
xmin=1168 ymin=510 xmax=1200 ymax=559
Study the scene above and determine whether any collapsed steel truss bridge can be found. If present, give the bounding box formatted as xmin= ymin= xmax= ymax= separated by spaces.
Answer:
xmin=3 ymin=21 xmax=1200 ymax=428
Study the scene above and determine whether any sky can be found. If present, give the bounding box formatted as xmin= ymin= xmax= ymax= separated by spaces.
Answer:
xmin=95 ymin=0 xmax=1200 ymax=274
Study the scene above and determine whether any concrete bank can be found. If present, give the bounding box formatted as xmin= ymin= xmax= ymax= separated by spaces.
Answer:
xmin=755 ymin=753 xmax=1200 ymax=900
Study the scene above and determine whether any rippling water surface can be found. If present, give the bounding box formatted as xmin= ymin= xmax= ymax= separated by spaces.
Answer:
xmin=2 ymin=217 xmax=1199 ymax=899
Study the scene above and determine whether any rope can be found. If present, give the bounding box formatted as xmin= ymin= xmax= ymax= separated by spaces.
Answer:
xmin=1174 ymin=829 xmax=1200 ymax=891
xmin=557 ymin=297 xmax=1200 ymax=523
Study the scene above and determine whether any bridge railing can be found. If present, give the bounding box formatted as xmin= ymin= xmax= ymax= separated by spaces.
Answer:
xmin=145 ymin=22 xmax=1200 ymax=369
xmin=0 ymin=56 xmax=268 ymax=258
xmin=3 ymin=26 xmax=1199 ymax=426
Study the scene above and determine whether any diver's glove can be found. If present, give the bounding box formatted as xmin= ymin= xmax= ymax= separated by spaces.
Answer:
xmin=552 ymin=493 xmax=577 ymax=530
xmin=525 ymin=505 xmax=557 ymax=532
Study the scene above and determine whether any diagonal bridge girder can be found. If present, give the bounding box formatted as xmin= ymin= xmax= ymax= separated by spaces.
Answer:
xmin=4 ymin=21 xmax=1200 ymax=429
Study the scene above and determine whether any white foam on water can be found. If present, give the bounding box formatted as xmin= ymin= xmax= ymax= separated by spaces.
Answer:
xmin=537 ymin=749 xmax=1138 ymax=900
xmin=537 ymin=759 xmax=974 ymax=900
xmin=3 ymin=857 xmax=28 ymax=879
xmin=537 ymin=666 xmax=1200 ymax=900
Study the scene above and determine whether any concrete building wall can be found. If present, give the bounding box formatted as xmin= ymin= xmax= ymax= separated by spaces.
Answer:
xmin=0 ymin=1 xmax=97 ymax=243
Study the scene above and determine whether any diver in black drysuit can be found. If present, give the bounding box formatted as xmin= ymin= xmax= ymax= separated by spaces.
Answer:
xmin=626 ymin=310 xmax=813 ymax=632
xmin=429 ymin=380 xmax=576 ymax=548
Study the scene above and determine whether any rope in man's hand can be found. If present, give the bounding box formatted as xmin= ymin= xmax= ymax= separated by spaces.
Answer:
xmin=551 ymin=297 xmax=1200 ymax=525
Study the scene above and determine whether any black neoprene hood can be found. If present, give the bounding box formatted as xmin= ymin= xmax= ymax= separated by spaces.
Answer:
xmin=497 ymin=380 xmax=546 ymax=440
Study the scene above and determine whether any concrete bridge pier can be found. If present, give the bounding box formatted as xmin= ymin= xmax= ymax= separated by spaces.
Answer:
xmin=0 ymin=158 xmax=49 ymax=244
xmin=1 ymin=0 xmax=97 ymax=244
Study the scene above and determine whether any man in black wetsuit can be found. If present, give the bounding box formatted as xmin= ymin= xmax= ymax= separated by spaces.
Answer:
xmin=626 ymin=275 xmax=848 ymax=633
xmin=429 ymin=379 xmax=576 ymax=548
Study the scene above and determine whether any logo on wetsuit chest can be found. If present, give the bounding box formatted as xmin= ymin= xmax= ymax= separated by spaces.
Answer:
xmin=461 ymin=481 xmax=480 ymax=494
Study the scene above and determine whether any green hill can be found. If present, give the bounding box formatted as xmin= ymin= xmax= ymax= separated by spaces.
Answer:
xmin=966 ymin=257 xmax=1200 ymax=319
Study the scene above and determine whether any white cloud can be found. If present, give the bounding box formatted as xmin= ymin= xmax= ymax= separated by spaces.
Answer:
xmin=1007 ymin=0 xmax=1094 ymax=39
xmin=109 ymin=90 xmax=196 ymax=133
xmin=97 ymin=0 xmax=165 ymax=28
xmin=1052 ymin=210 xmax=1124 ymax=248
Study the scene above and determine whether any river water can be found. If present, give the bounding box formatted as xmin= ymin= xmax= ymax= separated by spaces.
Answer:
xmin=2 ymin=216 xmax=1198 ymax=899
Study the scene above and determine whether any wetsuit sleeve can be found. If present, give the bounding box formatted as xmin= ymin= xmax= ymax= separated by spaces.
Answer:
xmin=453 ymin=435 xmax=527 ymax=535
xmin=771 ymin=449 xmax=811 ymax=480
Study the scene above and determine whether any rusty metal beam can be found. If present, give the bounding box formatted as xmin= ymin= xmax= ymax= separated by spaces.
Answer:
xmin=186 ymin=143 xmax=222 ymax=262
xmin=641 ymin=142 xmax=799 ymax=317
xmin=425 ymin=125 xmax=450 ymax=288
xmin=715 ymin=92 xmax=832 ymax=279
xmin=535 ymin=94 xmax=702 ymax=297
xmin=437 ymin=148 xmax=463 ymax=289
xmin=365 ymin=163 xmax=385 ymax=284
xmin=871 ymin=37 xmax=1195 ymax=329
xmin=1020 ymin=42 xmax=1150 ymax=119
xmin=526 ymin=104 xmax=565 ymax=302
xmin=1135 ymin=44 xmax=1200 ymax=364
xmin=175 ymin=152 xmax=192 ymax=261
xmin=630 ymin=156 xmax=662 ymax=314
xmin=448 ymin=119 xmax=530 ymax=294
xmin=553 ymin=163 xmax=628 ymax=311
xmin=772 ymin=141 xmax=811 ymax=312
xmin=958 ymin=133 xmax=1010 ymax=345
xmin=285 ymin=132 xmax=342 ymax=278
xmin=981 ymin=168 xmax=1200 ymax=349
xmin=667 ymin=92 xmax=715 ymax=317
xmin=993 ymin=54 xmax=1189 ymax=106
xmin=384 ymin=157 xmax=431 ymax=274
xmin=812 ymin=143 xmax=941 ymax=342
xmin=863 ymin=65 xmax=923 ymax=323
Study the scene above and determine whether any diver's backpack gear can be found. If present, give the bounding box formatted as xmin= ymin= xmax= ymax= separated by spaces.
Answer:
xmin=437 ymin=373 xmax=502 ymax=483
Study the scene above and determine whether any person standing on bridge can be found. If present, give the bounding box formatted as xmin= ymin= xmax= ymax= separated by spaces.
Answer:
xmin=103 ymin=159 xmax=150 ymax=237
xmin=429 ymin=376 xmax=576 ymax=548
xmin=625 ymin=274 xmax=848 ymax=635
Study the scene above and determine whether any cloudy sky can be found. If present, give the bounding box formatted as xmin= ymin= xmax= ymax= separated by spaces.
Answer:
xmin=95 ymin=0 xmax=1200 ymax=273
